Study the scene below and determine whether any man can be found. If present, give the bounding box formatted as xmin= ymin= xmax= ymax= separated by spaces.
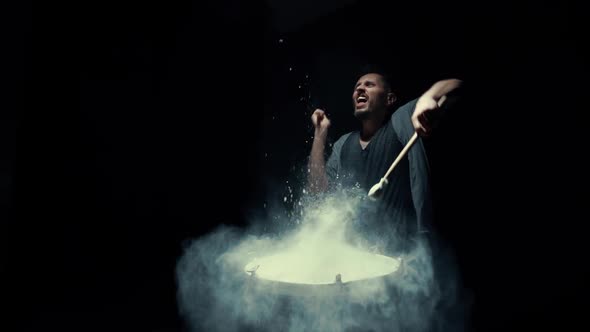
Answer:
xmin=308 ymin=68 xmax=462 ymax=252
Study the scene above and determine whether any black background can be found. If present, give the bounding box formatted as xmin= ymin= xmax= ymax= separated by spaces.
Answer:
xmin=3 ymin=0 xmax=588 ymax=331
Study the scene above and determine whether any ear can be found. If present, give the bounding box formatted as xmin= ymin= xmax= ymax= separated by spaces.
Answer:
xmin=386 ymin=92 xmax=397 ymax=107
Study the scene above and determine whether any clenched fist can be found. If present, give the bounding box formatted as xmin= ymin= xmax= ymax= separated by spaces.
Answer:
xmin=412 ymin=94 xmax=447 ymax=137
xmin=311 ymin=109 xmax=331 ymax=133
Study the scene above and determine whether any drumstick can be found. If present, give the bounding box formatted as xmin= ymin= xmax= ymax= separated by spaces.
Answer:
xmin=387 ymin=132 xmax=418 ymax=180
xmin=367 ymin=133 xmax=418 ymax=200
xmin=368 ymin=95 xmax=447 ymax=200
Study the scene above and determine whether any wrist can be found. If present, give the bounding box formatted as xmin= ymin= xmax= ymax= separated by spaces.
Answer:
xmin=314 ymin=127 xmax=329 ymax=139
xmin=420 ymin=90 xmax=440 ymax=102
xmin=425 ymin=79 xmax=462 ymax=100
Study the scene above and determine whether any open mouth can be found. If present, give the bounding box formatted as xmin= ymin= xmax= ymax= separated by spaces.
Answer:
xmin=356 ymin=95 xmax=368 ymax=107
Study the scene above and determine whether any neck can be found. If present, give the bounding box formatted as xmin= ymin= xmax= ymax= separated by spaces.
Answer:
xmin=360 ymin=113 xmax=386 ymax=141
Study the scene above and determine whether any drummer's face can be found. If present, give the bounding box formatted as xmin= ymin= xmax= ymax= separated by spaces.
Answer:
xmin=353 ymin=73 xmax=395 ymax=119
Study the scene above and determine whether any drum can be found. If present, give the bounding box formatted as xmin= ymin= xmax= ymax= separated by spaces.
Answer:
xmin=243 ymin=241 xmax=403 ymax=297
xmin=240 ymin=242 xmax=406 ymax=331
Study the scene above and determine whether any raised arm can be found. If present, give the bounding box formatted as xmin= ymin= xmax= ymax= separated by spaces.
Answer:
xmin=307 ymin=109 xmax=331 ymax=193
xmin=412 ymin=78 xmax=463 ymax=136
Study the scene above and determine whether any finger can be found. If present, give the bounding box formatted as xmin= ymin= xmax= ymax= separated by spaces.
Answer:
xmin=419 ymin=127 xmax=429 ymax=137
xmin=312 ymin=109 xmax=323 ymax=118
xmin=419 ymin=128 xmax=430 ymax=138
xmin=411 ymin=117 xmax=421 ymax=132
xmin=416 ymin=123 xmax=429 ymax=137
xmin=419 ymin=113 xmax=432 ymax=132
xmin=437 ymin=95 xmax=447 ymax=107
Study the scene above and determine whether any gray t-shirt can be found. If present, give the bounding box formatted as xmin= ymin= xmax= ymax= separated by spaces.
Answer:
xmin=326 ymin=99 xmax=432 ymax=248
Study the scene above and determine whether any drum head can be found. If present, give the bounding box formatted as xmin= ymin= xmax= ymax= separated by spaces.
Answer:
xmin=244 ymin=241 xmax=401 ymax=296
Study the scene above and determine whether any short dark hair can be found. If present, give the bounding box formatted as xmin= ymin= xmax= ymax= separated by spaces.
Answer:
xmin=355 ymin=63 xmax=398 ymax=93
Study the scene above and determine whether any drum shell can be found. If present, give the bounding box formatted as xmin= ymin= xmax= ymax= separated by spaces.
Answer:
xmin=236 ymin=262 xmax=407 ymax=331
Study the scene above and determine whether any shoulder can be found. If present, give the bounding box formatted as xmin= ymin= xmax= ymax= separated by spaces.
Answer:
xmin=327 ymin=132 xmax=354 ymax=168
xmin=334 ymin=131 xmax=354 ymax=146
xmin=330 ymin=131 xmax=355 ymax=155
xmin=392 ymin=98 xmax=418 ymax=122
xmin=391 ymin=98 xmax=418 ymax=135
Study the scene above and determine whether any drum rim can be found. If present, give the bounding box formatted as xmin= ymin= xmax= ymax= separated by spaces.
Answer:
xmin=244 ymin=257 xmax=405 ymax=297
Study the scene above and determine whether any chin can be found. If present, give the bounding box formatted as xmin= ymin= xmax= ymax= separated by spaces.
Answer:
xmin=354 ymin=108 xmax=369 ymax=119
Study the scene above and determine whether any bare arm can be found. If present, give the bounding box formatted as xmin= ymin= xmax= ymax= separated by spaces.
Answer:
xmin=424 ymin=78 xmax=463 ymax=100
xmin=307 ymin=109 xmax=331 ymax=193
xmin=412 ymin=78 xmax=463 ymax=136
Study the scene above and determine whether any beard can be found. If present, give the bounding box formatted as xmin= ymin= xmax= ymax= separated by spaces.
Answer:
xmin=354 ymin=107 xmax=371 ymax=120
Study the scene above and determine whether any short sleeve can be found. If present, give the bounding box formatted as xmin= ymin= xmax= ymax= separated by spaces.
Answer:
xmin=326 ymin=132 xmax=352 ymax=185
